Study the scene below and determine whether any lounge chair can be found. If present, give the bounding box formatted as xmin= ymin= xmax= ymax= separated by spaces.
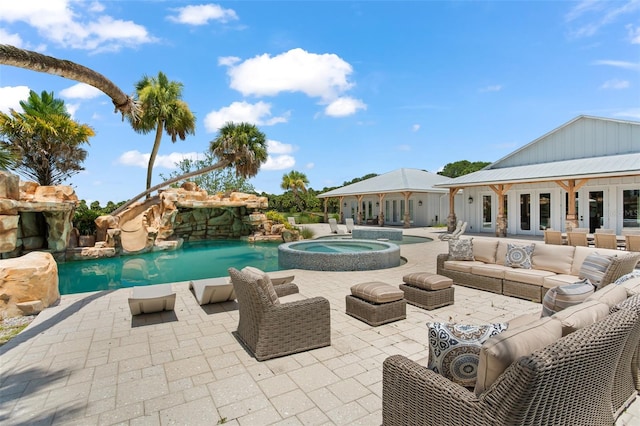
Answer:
xmin=439 ymin=221 xmax=467 ymax=241
xmin=345 ymin=218 xmax=355 ymax=233
xmin=190 ymin=273 xmax=299 ymax=305
xmin=128 ymin=283 xmax=176 ymax=315
xmin=328 ymin=218 xmax=345 ymax=234
xmin=189 ymin=277 xmax=235 ymax=305
xmin=287 ymin=217 xmax=297 ymax=227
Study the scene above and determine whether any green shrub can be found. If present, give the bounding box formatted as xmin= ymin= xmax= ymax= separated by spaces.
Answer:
xmin=300 ymin=228 xmax=315 ymax=239
xmin=265 ymin=210 xmax=294 ymax=230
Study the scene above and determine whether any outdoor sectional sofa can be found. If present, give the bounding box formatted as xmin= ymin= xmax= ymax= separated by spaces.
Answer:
xmin=436 ymin=238 xmax=640 ymax=302
xmin=382 ymin=276 xmax=640 ymax=426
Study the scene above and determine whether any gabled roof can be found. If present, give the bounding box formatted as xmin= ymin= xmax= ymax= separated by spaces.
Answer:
xmin=318 ymin=168 xmax=450 ymax=198
xmin=434 ymin=152 xmax=640 ymax=187
xmin=435 ymin=116 xmax=640 ymax=188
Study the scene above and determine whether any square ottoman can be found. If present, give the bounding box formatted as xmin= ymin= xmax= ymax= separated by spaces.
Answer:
xmin=400 ymin=272 xmax=454 ymax=310
xmin=346 ymin=281 xmax=406 ymax=326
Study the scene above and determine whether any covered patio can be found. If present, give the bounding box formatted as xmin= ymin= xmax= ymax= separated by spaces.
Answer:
xmin=318 ymin=168 xmax=458 ymax=228
xmin=435 ymin=116 xmax=640 ymax=237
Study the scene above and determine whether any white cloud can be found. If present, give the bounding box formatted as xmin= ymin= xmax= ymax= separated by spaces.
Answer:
xmin=0 ymin=28 xmax=24 ymax=46
xmin=305 ymin=162 xmax=315 ymax=169
xmin=0 ymin=86 xmax=30 ymax=113
xmin=600 ymin=79 xmax=630 ymax=89
xmin=614 ymin=108 xmax=640 ymax=120
xmin=0 ymin=1 xmax=156 ymax=52
xmin=60 ymin=83 xmax=103 ymax=99
xmin=222 ymin=48 xmax=355 ymax=101
xmin=412 ymin=124 xmax=420 ymax=132
xmin=117 ymin=150 xmax=148 ymax=168
xmin=218 ymin=56 xmax=241 ymax=67
xmin=396 ymin=144 xmax=411 ymax=151
xmin=324 ymin=96 xmax=367 ymax=117
xmin=65 ymin=102 xmax=80 ymax=117
xmin=267 ymin=140 xmax=295 ymax=154
xmin=260 ymin=139 xmax=297 ymax=170
xmin=204 ymin=101 xmax=289 ymax=132
xmin=168 ymin=4 xmax=238 ymax=26
xmin=262 ymin=155 xmax=295 ymax=170
xmin=479 ymin=85 xmax=503 ymax=93
xmin=566 ymin=0 xmax=640 ymax=38
xmin=593 ymin=59 xmax=640 ymax=71
xmin=628 ymin=24 xmax=640 ymax=44
xmin=117 ymin=150 xmax=203 ymax=169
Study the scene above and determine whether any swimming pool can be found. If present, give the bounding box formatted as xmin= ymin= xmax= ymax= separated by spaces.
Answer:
xmin=57 ymin=240 xmax=280 ymax=295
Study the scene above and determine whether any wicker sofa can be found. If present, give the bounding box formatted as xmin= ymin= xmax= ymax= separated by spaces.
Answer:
xmin=436 ymin=238 xmax=640 ymax=302
xmin=382 ymin=280 xmax=640 ymax=426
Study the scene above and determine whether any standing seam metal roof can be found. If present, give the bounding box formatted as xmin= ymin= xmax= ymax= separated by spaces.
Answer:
xmin=318 ymin=168 xmax=450 ymax=197
xmin=433 ymin=153 xmax=640 ymax=187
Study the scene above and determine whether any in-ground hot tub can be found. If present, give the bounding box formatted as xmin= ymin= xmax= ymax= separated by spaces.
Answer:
xmin=278 ymin=239 xmax=401 ymax=271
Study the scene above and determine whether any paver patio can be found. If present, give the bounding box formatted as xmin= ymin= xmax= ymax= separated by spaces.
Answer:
xmin=1 ymin=225 xmax=638 ymax=425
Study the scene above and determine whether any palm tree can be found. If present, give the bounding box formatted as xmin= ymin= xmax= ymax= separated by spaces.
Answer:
xmin=0 ymin=90 xmax=94 ymax=185
xmin=128 ymin=72 xmax=196 ymax=196
xmin=281 ymin=170 xmax=309 ymax=212
xmin=0 ymin=44 xmax=138 ymax=121
xmin=111 ymin=122 xmax=268 ymax=215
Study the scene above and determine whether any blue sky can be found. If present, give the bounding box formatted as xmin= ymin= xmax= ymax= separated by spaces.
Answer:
xmin=0 ymin=1 xmax=638 ymax=205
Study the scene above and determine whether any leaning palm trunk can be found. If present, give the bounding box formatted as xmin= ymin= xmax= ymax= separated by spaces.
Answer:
xmin=146 ymin=121 xmax=165 ymax=196
xmin=111 ymin=159 xmax=230 ymax=216
xmin=0 ymin=44 xmax=139 ymax=121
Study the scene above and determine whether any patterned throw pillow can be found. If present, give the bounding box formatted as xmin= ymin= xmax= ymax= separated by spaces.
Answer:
xmin=613 ymin=270 xmax=640 ymax=285
xmin=427 ymin=322 xmax=508 ymax=388
xmin=541 ymin=279 xmax=594 ymax=317
xmin=242 ymin=266 xmax=280 ymax=305
xmin=504 ymin=243 xmax=534 ymax=269
xmin=448 ymin=238 xmax=474 ymax=261
xmin=579 ymin=252 xmax=616 ymax=290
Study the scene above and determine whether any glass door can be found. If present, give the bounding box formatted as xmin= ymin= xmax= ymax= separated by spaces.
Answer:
xmin=482 ymin=194 xmax=493 ymax=232
xmin=539 ymin=193 xmax=551 ymax=230
xmin=519 ymin=193 xmax=532 ymax=233
xmin=588 ymin=191 xmax=604 ymax=233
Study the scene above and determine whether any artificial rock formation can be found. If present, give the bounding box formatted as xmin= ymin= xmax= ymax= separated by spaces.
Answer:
xmin=94 ymin=183 xmax=296 ymax=256
xmin=0 ymin=171 xmax=77 ymax=260
xmin=0 ymin=251 xmax=59 ymax=318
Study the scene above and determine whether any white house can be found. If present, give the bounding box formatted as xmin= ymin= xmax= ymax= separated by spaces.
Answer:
xmin=317 ymin=168 xmax=460 ymax=227
xmin=434 ymin=116 xmax=640 ymax=237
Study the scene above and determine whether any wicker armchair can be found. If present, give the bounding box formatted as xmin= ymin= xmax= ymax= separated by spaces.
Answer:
xmin=228 ymin=267 xmax=331 ymax=361
xmin=382 ymin=308 xmax=639 ymax=426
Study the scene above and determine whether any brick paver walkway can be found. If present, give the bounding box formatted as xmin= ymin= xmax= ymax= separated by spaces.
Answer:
xmin=1 ymin=225 xmax=638 ymax=425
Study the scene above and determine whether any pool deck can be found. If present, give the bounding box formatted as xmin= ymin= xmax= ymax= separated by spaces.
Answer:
xmin=1 ymin=225 xmax=638 ymax=425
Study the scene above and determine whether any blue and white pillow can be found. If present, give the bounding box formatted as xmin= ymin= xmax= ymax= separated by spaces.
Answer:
xmin=579 ymin=252 xmax=616 ymax=290
xmin=427 ymin=322 xmax=508 ymax=388
xmin=505 ymin=243 xmax=534 ymax=269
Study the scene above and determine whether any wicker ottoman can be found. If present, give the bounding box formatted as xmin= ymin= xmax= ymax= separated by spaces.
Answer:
xmin=346 ymin=281 xmax=406 ymax=326
xmin=400 ymin=272 xmax=454 ymax=310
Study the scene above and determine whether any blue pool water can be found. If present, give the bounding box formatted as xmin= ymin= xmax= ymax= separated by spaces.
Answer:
xmin=57 ymin=240 xmax=280 ymax=295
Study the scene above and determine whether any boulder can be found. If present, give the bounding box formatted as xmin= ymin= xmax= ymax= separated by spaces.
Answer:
xmin=0 ymin=171 xmax=19 ymax=200
xmin=0 ymin=251 xmax=59 ymax=318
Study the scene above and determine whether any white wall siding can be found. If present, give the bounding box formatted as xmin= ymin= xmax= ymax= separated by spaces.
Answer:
xmin=495 ymin=117 xmax=640 ymax=168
